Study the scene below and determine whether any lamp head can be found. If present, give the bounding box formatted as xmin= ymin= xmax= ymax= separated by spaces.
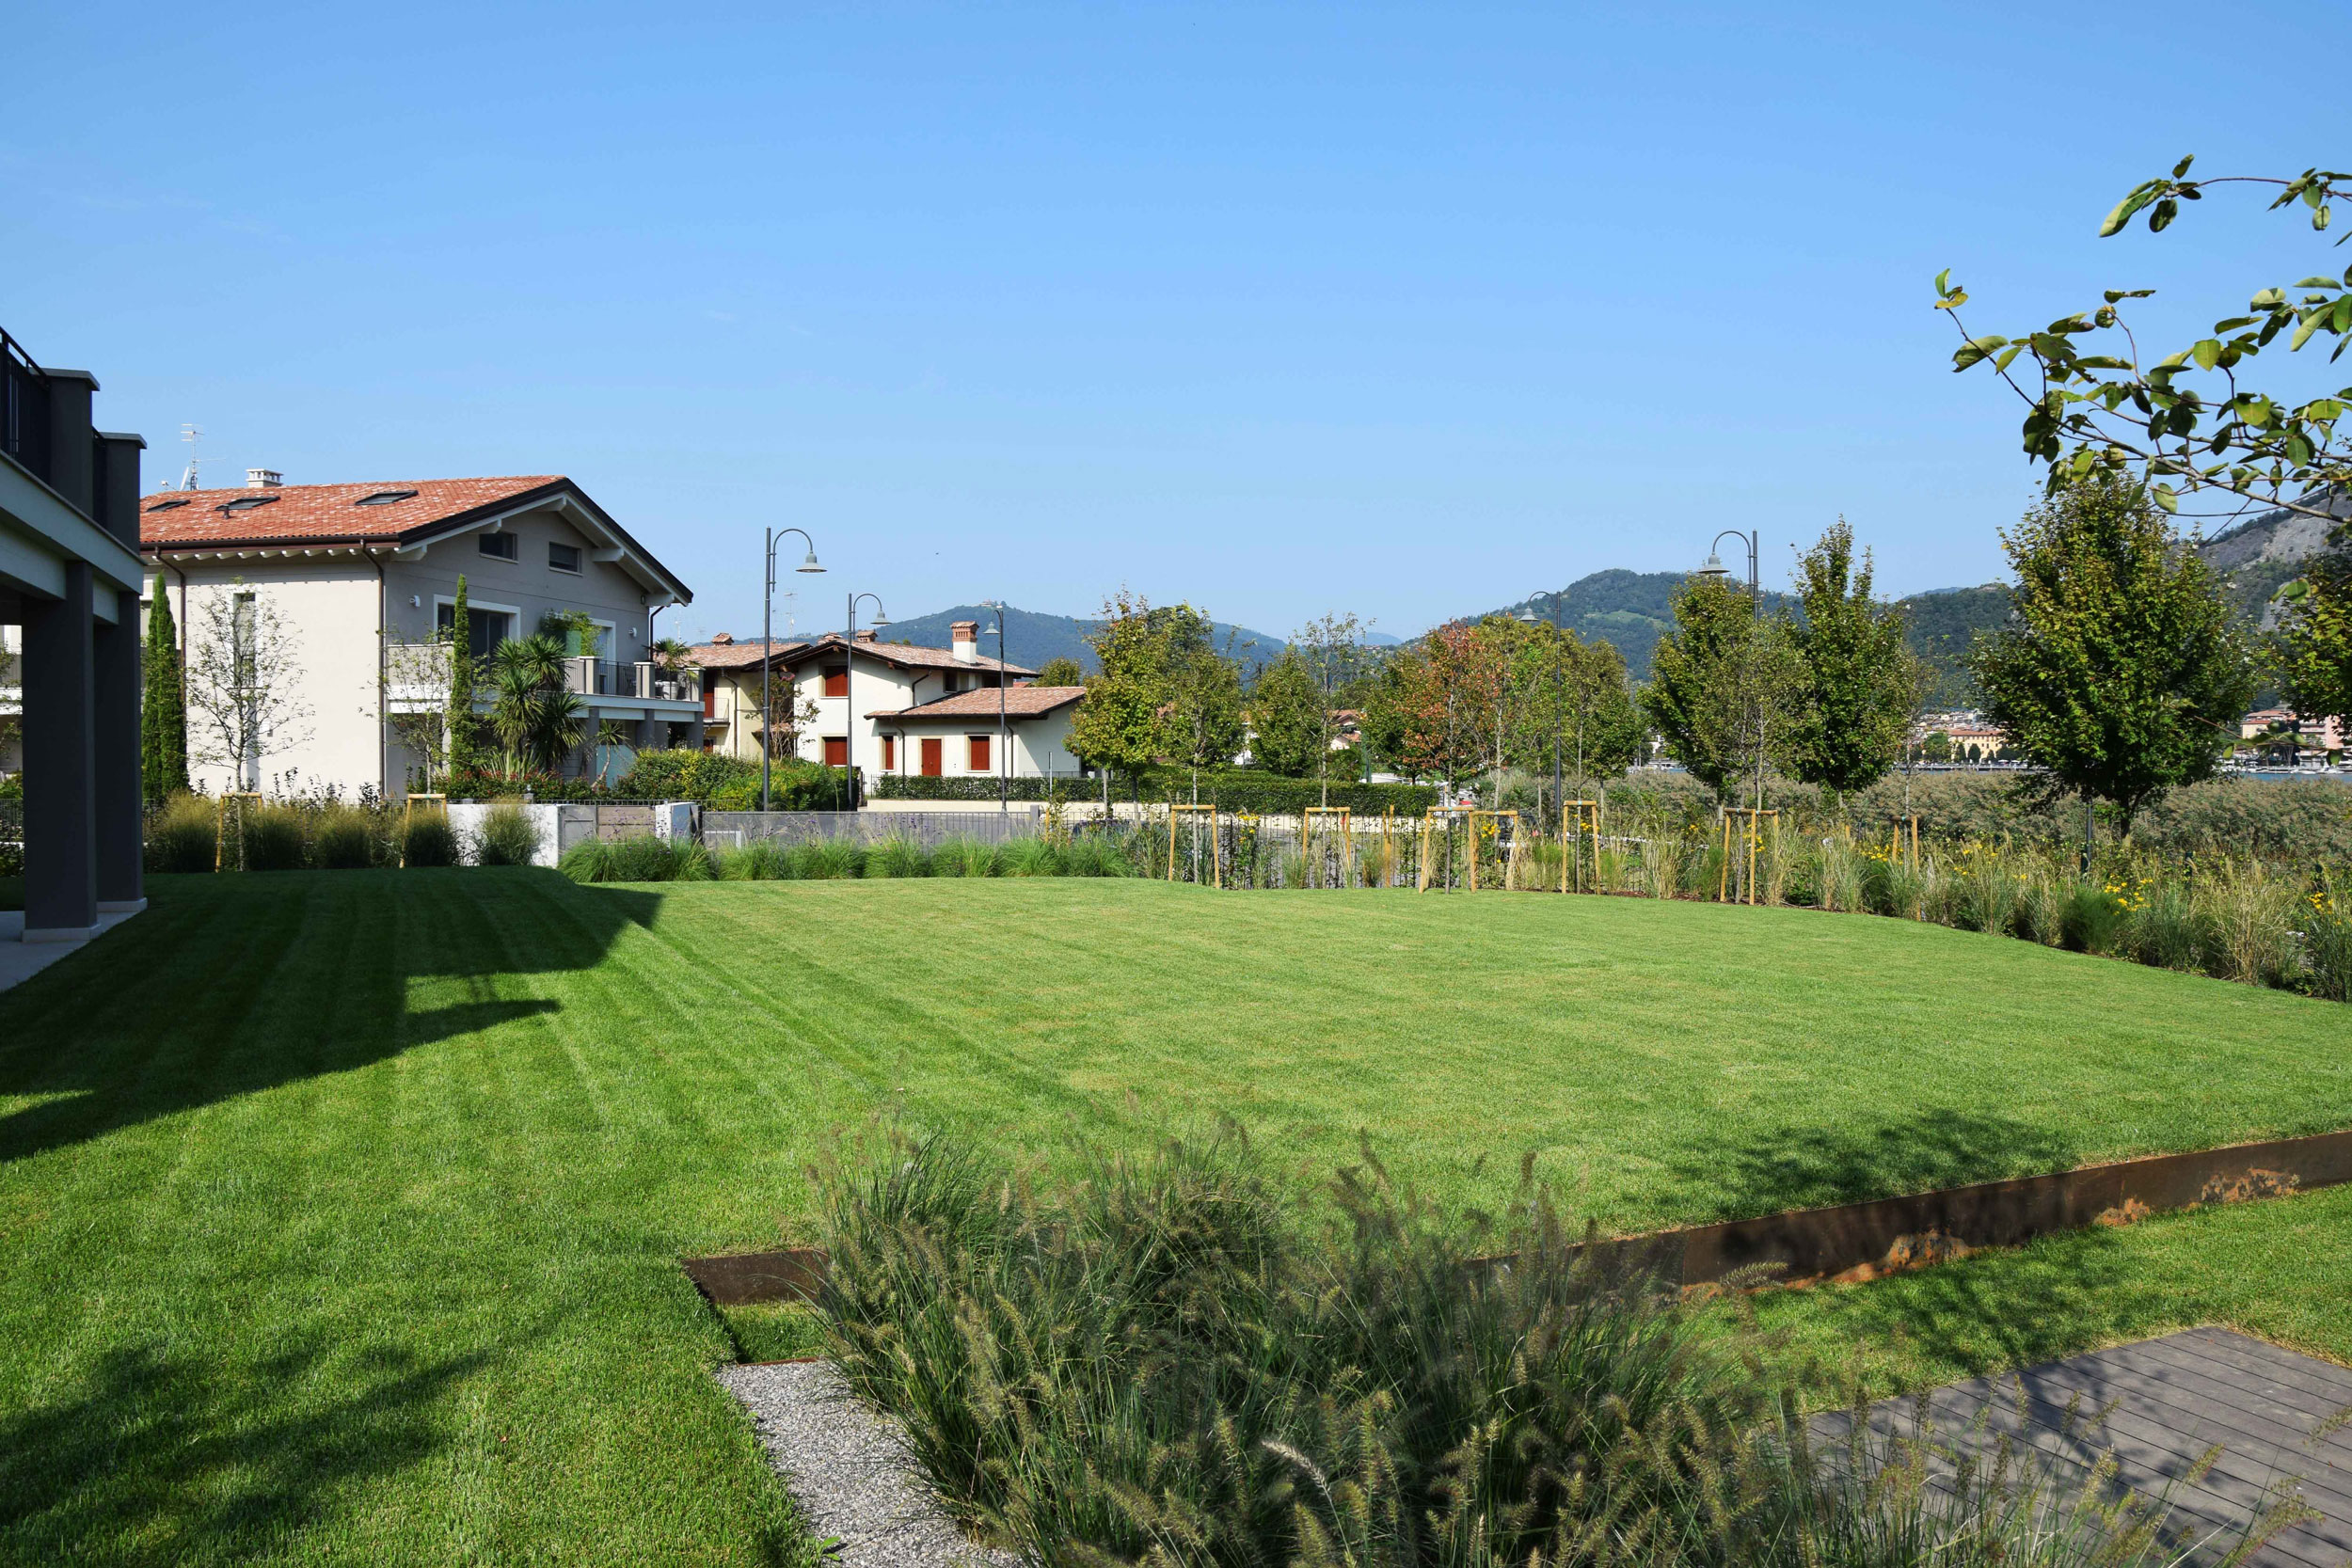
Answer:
xmin=796 ymin=550 xmax=824 ymax=574
xmin=1517 ymin=608 xmax=1538 ymax=624
xmin=869 ymin=612 xmax=889 ymax=628
xmin=1698 ymin=553 xmax=1729 ymax=579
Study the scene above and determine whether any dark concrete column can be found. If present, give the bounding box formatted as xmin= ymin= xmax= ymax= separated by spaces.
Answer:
xmin=685 ymin=716 xmax=707 ymax=751
xmin=94 ymin=587 xmax=145 ymax=911
xmin=23 ymin=563 xmax=98 ymax=941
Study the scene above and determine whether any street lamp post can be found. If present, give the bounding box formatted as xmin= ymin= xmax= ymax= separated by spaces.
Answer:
xmin=842 ymin=591 xmax=888 ymax=812
xmin=1699 ymin=529 xmax=1766 ymax=812
xmin=763 ymin=529 xmax=826 ymax=812
xmin=980 ymin=601 xmax=1009 ymax=810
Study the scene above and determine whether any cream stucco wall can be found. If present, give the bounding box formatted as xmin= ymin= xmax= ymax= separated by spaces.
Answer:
xmin=167 ymin=562 xmax=383 ymax=796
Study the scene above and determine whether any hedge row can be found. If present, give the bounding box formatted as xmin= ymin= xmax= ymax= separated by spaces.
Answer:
xmin=875 ymin=768 xmax=1438 ymax=816
xmin=439 ymin=751 xmax=846 ymax=809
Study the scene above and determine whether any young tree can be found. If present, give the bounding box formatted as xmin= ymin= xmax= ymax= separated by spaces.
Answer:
xmin=1248 ymin=650 xmax=1325 ymax=778
xmin=185 ymin=581 xmax=314 ymax=791
xmin=1163 ymin=627 xmax=1245 ymax=799
xmin=1292 ymin=612 xmax=1371 ymax=803
xmin=1067 ymin=593 xmax=1242 ymax=795
xmin=1032 ymin=656 xmax=1086 ymax=687
xmin=1969 ymin=478 xmax=2254 ymax=846
xmin=1391 ymin=622 xmax=1505 ymax=800
xmin=1642 ymin=574 xmax=1801 ymax=803
xmin=140 ymin=575 xmax=189 ymax=802
xmin=1549 ymin=634 xmax=1644 ymax=796
xmin=381 ymin=633 xmax=453 ymax=791
xmin=1785 ymin=520 xmax=1920 ymax=803
xmin=447 ymin=575 xmax=478 ymax=774
xmin=2273 ymin=555 xmax=2352 ymax=727
xmin=1935 ymin=158 xmax=2349 ymax=526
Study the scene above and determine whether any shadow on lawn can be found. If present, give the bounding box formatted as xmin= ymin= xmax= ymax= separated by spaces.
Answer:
xmin=0 ymin=868 xmax=662 ymax=1165
xmin=0 ymin=1333 xmax=491 ymax=1563
xmin=1664 ymin=1107 xmax=2082 ymax=1224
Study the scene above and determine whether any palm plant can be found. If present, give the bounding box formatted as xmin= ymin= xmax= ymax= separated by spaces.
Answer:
xmin=486 ymin=636 xmax=587 ymax=777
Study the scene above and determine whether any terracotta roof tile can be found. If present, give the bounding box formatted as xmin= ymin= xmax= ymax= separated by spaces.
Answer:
xmin=787 ymin=633 xmax=1036 ymax=678
xmin=866 ymin=686 xmax=1087 ymax=721
xmin=139 ymin=476 xmax=564 ymax=549
xmin=686 ymin=638 xmax=806 ymax=671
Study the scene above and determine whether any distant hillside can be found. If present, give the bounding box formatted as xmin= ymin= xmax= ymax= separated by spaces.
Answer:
xmin=864 ymin=603 xmax=1289 ymax=675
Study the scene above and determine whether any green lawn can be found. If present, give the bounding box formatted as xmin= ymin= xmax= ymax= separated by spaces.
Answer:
xmin=4 ymin=870 xmax=2348 ymax=1563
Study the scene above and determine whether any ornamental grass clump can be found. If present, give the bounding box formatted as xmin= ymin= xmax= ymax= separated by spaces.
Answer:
xmin=2194 ymin=857 xmax=2298 ymax=987
xmin=313 ymin=803 xmax=376 ymax=870
xmin=400 ymin=811 xmax=459 ymax=868
xmin=929 ymin=836 xmax=998 ymax=879
xmin=792 ymin=838 xmax=866 ymax=879
xmin=145 ymin=793 xmax=218 ymax=873
xmin=561 ymin=833 xmax=713 ymax=883
xmin=2301 ymin=877 xmax=2352 ymax=1001
xmin=815 ymin=1130 xmax=2242 ymax=1568
xmin=866 ymin=834 xmax=930 ymax=879
xmin=243 ymin=804 xmax=310 ymax=871
xmin=474 ymin=803 xmax=542 ymax=867
xmin=717 ymin=840 xmax=792 ymax=880
xmin=1001 ymin=836 xmax=1063 ymax=878
xmin=1815 ymin=832 xmax=1864 ymax=913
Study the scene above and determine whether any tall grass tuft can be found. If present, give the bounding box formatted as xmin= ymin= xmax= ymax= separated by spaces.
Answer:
xmin=145 ymin=793 xmax=219 ymax=873
xmin=929 ymin=836 xmax=998 ymax=879
xmin=1000 ymin=836 xmax=1063 ymax=878
xmin=474 ymin=803 xmax=542 ymax=867
xmin=2124 ymin=876 xmax=2206 ymax=973
xmin=717 ymin=839 xmax=793 ymax=880
xmin=400 ymin=811 xmax=459 ymax=868
xmin=1637 ymin=830 xmax=1683 ymax=899
xmin=313 ymin=804 xmax=376 ymax=870
xmin=2302 ymin=876 xmax=2352 ymax=1001
xmin=2194 ymin=858 xmax=2297 ymax=986
xmin=816 ymin=1130 xmax=2248 ymax=1568
xmin=792 ymin=837 xmax=866 ymax=879
xmin=1817 ymin=832 xmax=1864 ymax=913
xmin=244 ymin=804 xmax=309 ymax=871
xmin=866 ymin=835 xmax=932 ymax=879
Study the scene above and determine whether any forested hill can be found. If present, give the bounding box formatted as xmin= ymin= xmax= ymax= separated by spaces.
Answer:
xmin=865 ymin=603 xmax=1288 ymax=675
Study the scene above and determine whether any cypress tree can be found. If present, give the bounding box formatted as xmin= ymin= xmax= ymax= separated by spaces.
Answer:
xmin=140 ymin=575 xmax=190 ymax=802
xmin=447 ymin=575 xmax=475 ymax=776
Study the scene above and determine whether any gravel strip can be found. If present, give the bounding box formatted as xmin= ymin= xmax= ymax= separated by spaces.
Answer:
xmin=717 ymin=1360 xmax=1024 ymax=1567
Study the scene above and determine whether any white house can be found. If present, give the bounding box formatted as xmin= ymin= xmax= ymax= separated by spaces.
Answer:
xmin=755 ymin=619 xmax=1086 ymax=786
xmin=140 ymin=472 xmax=701 ymax=797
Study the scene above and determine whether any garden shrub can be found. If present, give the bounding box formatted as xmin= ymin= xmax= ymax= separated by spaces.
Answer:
xmin=2302 ymin=879 xmax=2352 ymax=1001
xmin=2124 ymin=879 xmax=2206 ymax=973
xmin=401 ymin=812 xmax=459 ymax=868
xmin=243 ymin=804 xmax=309 ymax=871
xmin=561 ymin=834 xmax=712 ymax=883
xmin=475 ymin=804 xmax=542 ymax=866
xmin=313 ymin=804 xmax=375 ymax=870
xmin=2058 ymin=883 xmax=2127 ymax=954
xmin=2194 ymin=859 xmax=2298 ymax=986
xmin=716 ymin=840 xmax=792 ymax=880
xmin=145 ymin=793 xmax=218 ymax=873
xmin=615 ymin=749 xmax=839 ymax=809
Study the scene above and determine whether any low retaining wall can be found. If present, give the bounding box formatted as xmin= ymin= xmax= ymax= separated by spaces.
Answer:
xmin=682 ymin=1129 xmax=2352 ymax=1305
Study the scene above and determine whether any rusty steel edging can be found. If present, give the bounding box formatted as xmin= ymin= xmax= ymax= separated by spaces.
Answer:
xmin=680 ymin=1129 xmax=2352 ymax=1305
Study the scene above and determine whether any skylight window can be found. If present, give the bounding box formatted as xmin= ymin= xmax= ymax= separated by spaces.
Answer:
xmin=145 ymin=499 xmax=191 ymax=512
xmin=217 ymin=496 xmax=279 ymax=514
xmin=354 ymin=489 xmax=417 ymax=507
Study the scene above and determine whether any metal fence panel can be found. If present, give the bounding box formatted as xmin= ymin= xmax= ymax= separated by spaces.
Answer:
xmin=701 ymin=809 xmax=1045 ymax=850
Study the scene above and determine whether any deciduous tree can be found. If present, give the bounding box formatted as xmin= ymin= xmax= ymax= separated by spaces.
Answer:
xmin=185 ymin=581 xmax=314 ymax=791
xmin=1642 ymin=575 xmax=1801 ymax=803
xmin=1786 ymin=520 xmax=1921 ymax=802
xmin=1248 ymin=650 xmax=1325 ymax=778
xmin=1968 ymin=478 xmax=2254 ymax=844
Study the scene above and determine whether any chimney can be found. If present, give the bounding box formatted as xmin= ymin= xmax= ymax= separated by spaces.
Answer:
xmin=854 ymin=628 xmax=878 ymax=643
xmin=246 ymin=467 xmax=282 ymax=489
xmin=951 ymin=620 xmax=977 ymax=663
xmin=711 ymin=632 xmax=734 ymax=644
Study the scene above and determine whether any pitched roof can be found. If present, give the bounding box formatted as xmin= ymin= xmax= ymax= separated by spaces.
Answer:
xmin=866 ymin=686 xmax=1087 ymax=721
xmin=139 ymin=477 xmax=564 ymax=547
xmin=785 ymin=632 xmax=1035 ymax=678
xmin=687 ymin=637 xmax=806 ymax=671
xmin=137 ymin=474 xmax=693 ymax=605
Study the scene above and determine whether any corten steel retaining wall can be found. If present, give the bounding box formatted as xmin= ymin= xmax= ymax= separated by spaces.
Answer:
xmin=681 ymin=1129 xmax=2352 ymax=1306
xmin=701 ymin=809 xmax=1045 ymax=850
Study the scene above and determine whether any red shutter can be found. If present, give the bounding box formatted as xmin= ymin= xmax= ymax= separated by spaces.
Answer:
xmin=882 ymin=736 xmax=897 ymax=770
xmin=968 ymin=735 xmax=991 ymax=772
xmin=921 ymin=738 xmax=943 ymax=777
xmin=822 ymin=736 xmax=848 ymax=767
xmin=822 ymin=665 xmax=849 ymax=697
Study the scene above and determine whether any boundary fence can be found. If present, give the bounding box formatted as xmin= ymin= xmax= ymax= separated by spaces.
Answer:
xmin=703 ymin=809 xmax=1046 ymax=851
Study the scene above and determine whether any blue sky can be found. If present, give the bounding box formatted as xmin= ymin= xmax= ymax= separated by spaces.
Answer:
xmin=7 ymin=3 xmax=2344 ymax=642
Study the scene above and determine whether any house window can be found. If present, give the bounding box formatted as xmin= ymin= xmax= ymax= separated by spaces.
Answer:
xmin=967 ymin=734 xmax=992 ymax=772
xmin=882 ymin=736 xmax=897 ymax=770
xmin=478 ymin=531 xmax=518 ymax=562
xmin=548 ymin=542 xmax=581 ymax=574
xmin=941 ymin=672 xmax=961 ymax=693
xmin=822 ymin=736 xmax=849 ymax=767
xmin=437 ymin=602 xmax=514 ymax=659
xmin=821 ymin=664 xmax=848 ymax=698
xmin=921 ymin=737 xmax=943 ymax=777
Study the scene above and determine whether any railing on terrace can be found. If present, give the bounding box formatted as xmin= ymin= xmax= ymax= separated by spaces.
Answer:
xmin=701 ymin=809 xmax=1044 ymax=850
xmin=1 ymin=327 xmax=53 ymax=484
xmin=563 ymin=657 xmax=700 ymax=704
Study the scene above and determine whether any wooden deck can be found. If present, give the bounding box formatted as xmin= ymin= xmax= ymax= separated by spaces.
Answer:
xmin=1817 ymin=1327 xmax=2352 ymax=1567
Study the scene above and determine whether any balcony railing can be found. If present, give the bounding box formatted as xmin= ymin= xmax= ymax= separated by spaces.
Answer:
xmin=564 ymin=657 xmax=700 ymax=704
xmin=2 ymin=327 xmax=54 ymax=485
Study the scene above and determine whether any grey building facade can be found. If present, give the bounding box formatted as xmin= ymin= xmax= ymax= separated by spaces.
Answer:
xmin=1 ymin=328 xmax=148 ymax=941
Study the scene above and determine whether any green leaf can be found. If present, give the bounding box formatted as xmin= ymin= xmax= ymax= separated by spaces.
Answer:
xmin=2192 ymin=339 xmax=2222 ymax=370
xmin=2172 ymin=154 xmax=2196 ymax=178
xmin=2213 ymin=316 xmax=2257 ymax=331
xmin=2251 ymin=288 xmax=2286 ymax=309
xmin=2100 ymin=192 xmax=2151 ymax=237
xmin=2319 ymin=206 xmax=2332 ymax=232
xmin=2151 ymin=198 xmax=2178 ymax=232
xmin=2153 ymin=483 xmax=2180 ymax=512
xmin=1933 ymin=267 xmax=1951 ymax=294
xmin=2292 ymin=312 xmax=2324 ymax=352
xmin=2296 ymin=277 xmax=2342 ymax=290
xmin=1994 ymin=344 xmax=2025 ymax=372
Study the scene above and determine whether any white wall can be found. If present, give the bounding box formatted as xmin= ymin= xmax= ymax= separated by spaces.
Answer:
xmin=168 ymin=562 xmax=382 ymax=797
xmin=882 ymin=708 xmax=1080 ymax=779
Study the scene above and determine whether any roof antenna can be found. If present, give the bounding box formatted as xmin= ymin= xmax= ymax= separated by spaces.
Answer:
xmin=179 ymin=423 xmax=205 ymax=490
